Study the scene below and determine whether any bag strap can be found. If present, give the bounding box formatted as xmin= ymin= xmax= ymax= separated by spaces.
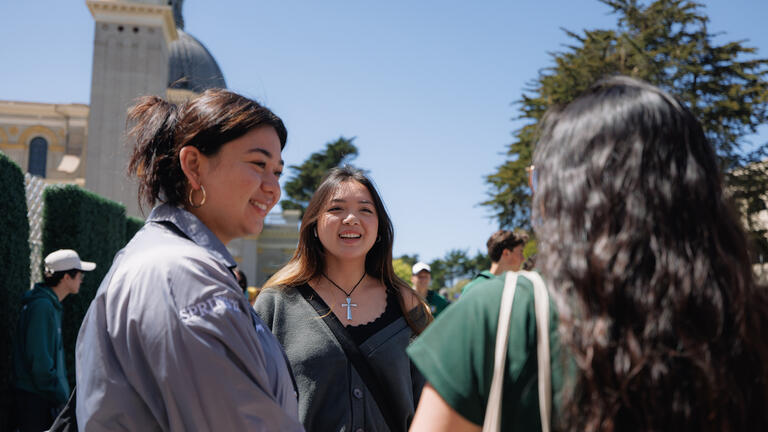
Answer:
xmin=296 ymin=284 xmax=402 ymax=432
xmin=482 ymin=272 xmax=551 ymax=432
xmin=522 ymin=270 xmax=552 ymax=432
xmin=482 ymin=271 xmax=519 ymax=431
xmin=48 ymin=386 xmax=78 ymax=432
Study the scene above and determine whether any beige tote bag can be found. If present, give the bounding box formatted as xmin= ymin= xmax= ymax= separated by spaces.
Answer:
xmin=482 ymin=271 xmax=551 ymax=432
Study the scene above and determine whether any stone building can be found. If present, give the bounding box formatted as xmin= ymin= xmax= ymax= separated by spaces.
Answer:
xmin=0 ymin=102 xmax=88 ymax=185
xmin=0 ymin=0 xmax=298 ymax=286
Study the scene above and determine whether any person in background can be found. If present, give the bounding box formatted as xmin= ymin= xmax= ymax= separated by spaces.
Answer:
xmin=234 ymin=268 xmax=248 ymax=293
xmin=255 ymin=166 xmax=430 ymax=432
xmin=74 ymin=89 xmax=304 ymax=431
xmin=460 ymin=230 xmax=528 ymax=297
xmin=411 ymin=262 xmax=450 ymax=317
xmin=12 ymin=249 xmax=95 ymax=432
xmin=438 ymin=287 xmax=451 ymax=300
xmin=247 ymin=286 xmax=261 ymax=305
xmin=408 ymin=76 xmax=768 ymax=431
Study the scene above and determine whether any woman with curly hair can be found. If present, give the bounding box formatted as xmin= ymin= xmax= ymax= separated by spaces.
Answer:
xmin=408 ymin=76 xmax=768 ymax=431
xmin=534 ymin=76 xmax=768 ymax=431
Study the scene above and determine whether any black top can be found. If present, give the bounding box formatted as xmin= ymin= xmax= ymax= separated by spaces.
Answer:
xmin=308 ymin=285 xmax=401 ymax=346
xmin=346 ymin=288 xmax=401 ymax=345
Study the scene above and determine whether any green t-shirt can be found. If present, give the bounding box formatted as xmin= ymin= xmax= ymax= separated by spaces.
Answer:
xmin=407 ymin=273 xmax=563 ymax=430
xmin=426 ymin=290 xmax=450 ymax=317
xmin=460 ymin=270 xmax=496 ymax=297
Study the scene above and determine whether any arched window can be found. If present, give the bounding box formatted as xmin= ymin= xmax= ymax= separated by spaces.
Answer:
xmin=28 ymin=136 xmax=48 ymax=178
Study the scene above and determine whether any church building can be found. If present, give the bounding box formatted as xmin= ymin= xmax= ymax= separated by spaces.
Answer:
xmin=0 ymin=0 xmax=298 ymax=286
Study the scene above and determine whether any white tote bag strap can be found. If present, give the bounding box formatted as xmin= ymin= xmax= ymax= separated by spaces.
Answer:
xmin=482 ymin=271 xmax=518 ymax=432
xmin=521 ymin=270 xmax=552 ymax=432
xmin=482 ymin=271 xmax=552 ymax=432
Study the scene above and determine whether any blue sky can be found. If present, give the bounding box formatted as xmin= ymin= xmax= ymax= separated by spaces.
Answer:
xmin=1 ymin=0 xmax=766 ymax=262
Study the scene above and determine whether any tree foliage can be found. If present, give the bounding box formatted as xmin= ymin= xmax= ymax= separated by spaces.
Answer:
xmin=392 ymin=258 xmax=413 ymax=284
xmin=484 ymin=0 xmax=768 ymax=255
xmin=396 ymin=254 xmax=419 ymax=268
xmin=428 ymin=249 xmax=490 ymax=290
xmin=281 ymin=137 xmax=359 ymax=216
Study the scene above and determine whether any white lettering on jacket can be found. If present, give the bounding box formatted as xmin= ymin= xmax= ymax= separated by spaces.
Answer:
xmin=179 ymin=294 xmax=244 ymax=322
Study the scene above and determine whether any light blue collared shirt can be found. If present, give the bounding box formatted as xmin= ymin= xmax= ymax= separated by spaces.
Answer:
xmin=76 ymin=203 xmax=303 ymax=431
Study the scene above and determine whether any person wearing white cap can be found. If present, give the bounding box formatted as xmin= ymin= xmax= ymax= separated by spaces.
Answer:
xmin=11 ymin=249 xmax=95 ymax=432
xmin=411 ymin=261 xmax=450 ymax=318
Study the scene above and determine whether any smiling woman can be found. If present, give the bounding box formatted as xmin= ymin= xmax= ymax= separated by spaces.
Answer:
xmin=181 ymin=126 xmax=284 ymax=244
xmin=69 ymin=89 xmax=305 ymax=431
xmin=254 ymin=166 xmax=432 ymax=432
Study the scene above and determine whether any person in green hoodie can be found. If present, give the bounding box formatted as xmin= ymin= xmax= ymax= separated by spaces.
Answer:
xmin=412 ymin=262 xmax=451 ymax=317
xmin=12 ymin=249 xmax=95 ymax=432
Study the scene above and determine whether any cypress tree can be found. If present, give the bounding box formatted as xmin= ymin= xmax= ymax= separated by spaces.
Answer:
xmin=484 ymin=0 xmax=768 ymax=256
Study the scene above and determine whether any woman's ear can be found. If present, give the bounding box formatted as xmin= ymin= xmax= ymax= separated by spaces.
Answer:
xmin=179 ymin=146 xmax=205 ymax=190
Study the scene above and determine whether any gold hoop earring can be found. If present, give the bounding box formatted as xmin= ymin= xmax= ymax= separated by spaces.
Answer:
xmin=188 ymin=185 xmax=207 ymax=208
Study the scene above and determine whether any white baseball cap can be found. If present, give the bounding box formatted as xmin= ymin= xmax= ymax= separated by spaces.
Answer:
xmin=412 ymin=262 xmax=431 ymax=275
xmin=44 ymin=249 xmax=96 ymax=274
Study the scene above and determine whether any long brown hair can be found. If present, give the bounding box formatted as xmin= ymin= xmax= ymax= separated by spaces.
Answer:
xmin=127 ymin=88 xmax=287 ymax=212
xmin=264 ymin=166 xmax=432 ymax=333
xmin=534 ymin=76 xmax=768 ymax=431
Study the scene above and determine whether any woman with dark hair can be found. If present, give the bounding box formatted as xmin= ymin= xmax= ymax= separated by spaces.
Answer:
xmin=533 ymin=76 xmax=768 ymax=431
xmin=254 ymin=166 xmax=431 ymax=432
xmin=74 ymin=89 xmax=304 ymax=431
xmin=408 ymin=76 xmax=768 ymax=432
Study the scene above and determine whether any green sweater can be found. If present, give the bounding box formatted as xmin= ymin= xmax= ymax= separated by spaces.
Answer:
xmin=12 ymin=283 xmax=70 ymax=405
xmin=254 ymin=285 xmax=426 ymax=431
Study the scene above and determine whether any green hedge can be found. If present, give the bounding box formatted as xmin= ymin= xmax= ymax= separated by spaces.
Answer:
xmin=0 ymin=154 xmax=30 ymax=430
xmin=42 ymin=185 xmax=128 ymax=388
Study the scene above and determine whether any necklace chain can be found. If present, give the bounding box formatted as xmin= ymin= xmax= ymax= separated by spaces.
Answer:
xmin=322 ymin=272 xmax=366 ymax=297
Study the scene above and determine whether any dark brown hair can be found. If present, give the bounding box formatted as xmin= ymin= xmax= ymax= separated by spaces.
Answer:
xmin=264 ymin=166 xmax=432 ymax=333
xmin=534 ymin=76 xmax=768 ymax=431
xmin=486 ymin=229 xmax=528 ymax=262
xmin=43 ymin=269 xmax=81 ymax=287
xmin=127 ymin=89 xmax=287 ymax=211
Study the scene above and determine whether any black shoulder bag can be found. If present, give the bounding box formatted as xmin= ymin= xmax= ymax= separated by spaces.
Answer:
xmin=296 ymin=284 xmax=403 ymax=432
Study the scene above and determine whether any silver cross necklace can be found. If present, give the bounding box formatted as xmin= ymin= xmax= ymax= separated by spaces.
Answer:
xmin=322 ymin=272 xmax=366 ymax=321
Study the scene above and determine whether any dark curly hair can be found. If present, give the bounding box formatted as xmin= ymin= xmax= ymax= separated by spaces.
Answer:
xmin=127 ymin=88 xmax=287 ymax=212
xmin=43 ymin=268 xmax=81 ymax=287
xmin=533 ymin=76 xmax=768 ymax=431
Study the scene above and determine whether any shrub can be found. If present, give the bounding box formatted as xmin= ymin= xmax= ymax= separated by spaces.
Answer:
xmin=0 ymin=154 xmax=30 ymax=429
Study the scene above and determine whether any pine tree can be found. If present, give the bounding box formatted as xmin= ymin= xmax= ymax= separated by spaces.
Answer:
xmin=484 ymin=0 xmax=768 ymax=255
xmin=281 ymin=136 xmax=359 ymax=215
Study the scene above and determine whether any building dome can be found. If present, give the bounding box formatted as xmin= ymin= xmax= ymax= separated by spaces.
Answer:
xmin=168 ymin=29 xmax=226 ymax=93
